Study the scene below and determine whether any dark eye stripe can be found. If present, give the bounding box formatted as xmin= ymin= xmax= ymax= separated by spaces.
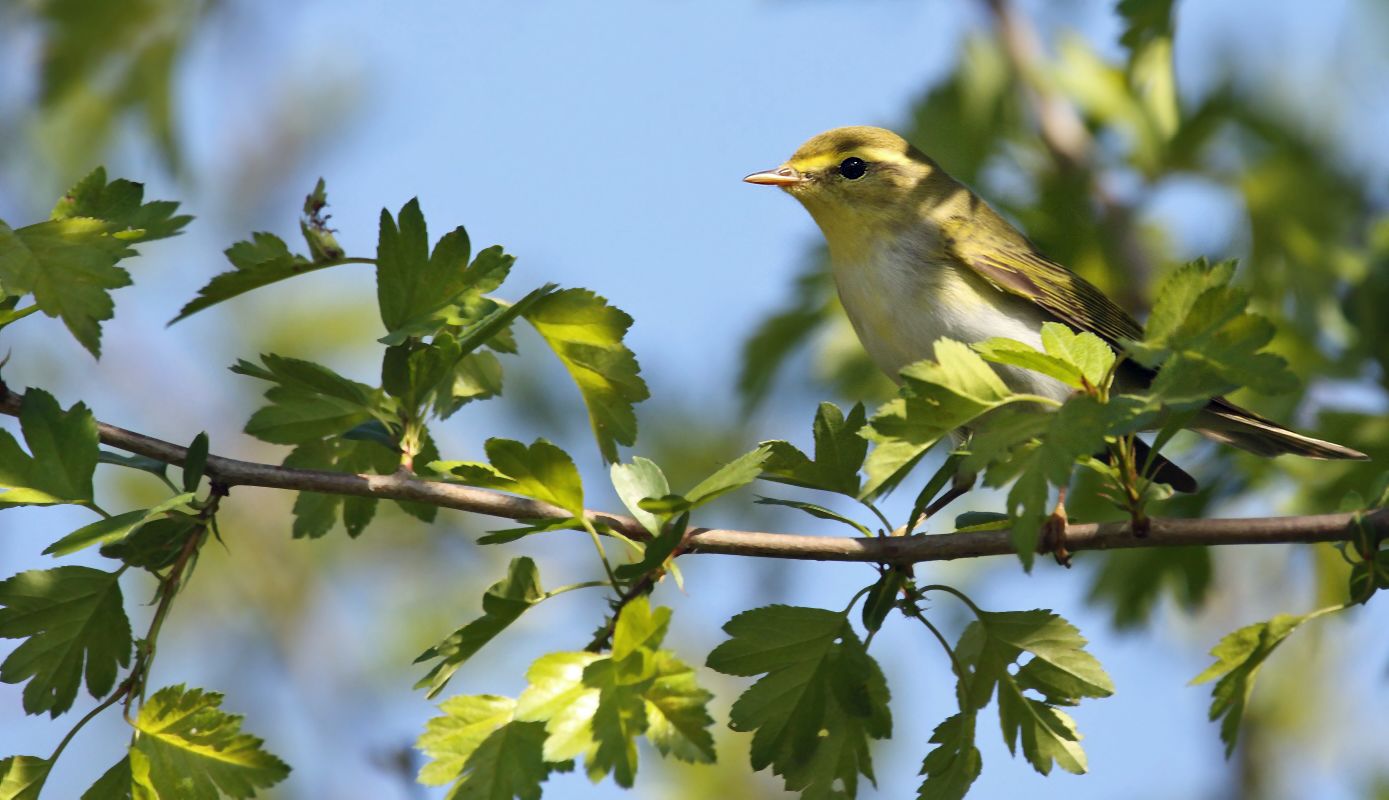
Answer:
xmin=838 ymin=157 xmax=867 ymax=180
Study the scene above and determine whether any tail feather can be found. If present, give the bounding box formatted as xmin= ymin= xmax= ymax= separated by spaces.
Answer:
xmin=1196 ymin=397 xmax=1369 ymax=461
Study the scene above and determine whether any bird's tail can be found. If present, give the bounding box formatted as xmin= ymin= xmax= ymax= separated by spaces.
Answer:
xmin=1195 ymin=398 xmax=1369 ymax=461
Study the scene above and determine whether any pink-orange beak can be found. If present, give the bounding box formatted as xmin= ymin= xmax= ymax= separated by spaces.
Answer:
xmin=743 ymin=166 xmax=803 ymax=187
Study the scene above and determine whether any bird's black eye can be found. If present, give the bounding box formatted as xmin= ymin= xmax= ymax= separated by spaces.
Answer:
xmin=838 ymin=157 xmax=867 ymax=180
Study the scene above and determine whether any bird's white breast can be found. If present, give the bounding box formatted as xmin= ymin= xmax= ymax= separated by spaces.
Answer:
xmin=830 ymin=235 xmax=1073 ymax=403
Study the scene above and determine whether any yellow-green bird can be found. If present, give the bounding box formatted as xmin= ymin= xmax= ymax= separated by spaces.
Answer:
xmin=746 ymin=126 xmax=1367 ymax=497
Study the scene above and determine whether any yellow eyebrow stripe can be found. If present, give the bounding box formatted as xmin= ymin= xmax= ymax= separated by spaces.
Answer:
xmin=790 ymin=147 xmax=905 ymax=173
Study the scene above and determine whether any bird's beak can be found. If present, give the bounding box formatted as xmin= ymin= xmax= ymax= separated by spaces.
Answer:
xmin=743 ymin=165 xmax=803 ymax=187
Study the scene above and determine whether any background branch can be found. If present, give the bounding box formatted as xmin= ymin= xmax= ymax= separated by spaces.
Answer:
xmin=4 ymin=385 xmax=1379 ymax=565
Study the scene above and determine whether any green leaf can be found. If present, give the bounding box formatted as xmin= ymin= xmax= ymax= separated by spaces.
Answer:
xmin=1128 ymin=259 xmax=1298 ymax=405
xmin=953 ymin=511 xmax=1010 ymax=531
xmin=79 ymin=756 xmax=130 ymax=800
xmin=51 ymin=167 xmax=191 ymax=243
xmin=965 ymin=395 xmax=1152 ymax=568
xmin=706 ymin=605 xmax=891 ymax=797
xmin=513 ymin=601 xmax=713 ymax=788
xmin=417 ymin=694 xmax=559 ymax=800
xmin=611 ymin=596 xmax=671 ymax=660
xmin=1191 ymin=608 xmax=1339 ymax=757
xmin=0 ymin=169 xmax=188 ymax=354
xmin=0 ymin=755 xmax=50 ymax=800
xmin=861 ymin=570 xmax=905 ymax=633
xmin=99 ymin=515 xmax=198 ymax=571
xmin=182 ymin=432 xmax=208 ymax=492
xmin=0 ymin=389 xmax=99 ymax=508
xmin=948 ymin=608 xmax=1110 ymax=777
xmin=130 ymin=685 xmax=290 ymax=799
xmin=281 ymin=437 xmax=397 ymax=538
xmin=610 ymin=457 xmax=670 ymax=537
xmin=761 ymin=402 xmax=868 ymax=495
xmin=524 ymin=289 xmax=649 ymax=463
xmin=995 ymin=686 xmax=1086 ymax=775
xmin=172 ymin=233 xmax=312 ymax=324
xmin=43 ymin=492 xmax=197 ymax=556
xmin=0 ymin=566 xmax=131 ymax=716
xmin=97 ymin=450 xmax=169 ymax=479
xmin=0 ymin=218 xmax=131 ymax=357
xmin=613 ymin=511 xmax=687 ymax=581
xmin=755 ymin=497 xmax=874 ymax=537
xmin=232 ymin=354 xmax=385 ymax=445
xmin=376 ymin=200 xmax=514 ymax=342
xmin=416 ymin=558 xmax=545 ymax=698
xmin=861 ymin=340 xmax=1021 ymax=499
xmin=974 ymin=337 xmax=1084 ymax=389
xmin=1041 ymin=323 xmax=1114 ymax=387
xmin=641 ymin=649 xmax=716 ymax=764
xmin=685 ymin=444 xmax=773 ymax=508
xmin=442 ymin=439 xmax=584 ymax=517
xmin=917 ymin=714 xmax=981 ymax=800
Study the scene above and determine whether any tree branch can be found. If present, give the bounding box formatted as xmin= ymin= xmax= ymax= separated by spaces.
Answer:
xmin=2 ymin=386 xmax=1381 ymax=564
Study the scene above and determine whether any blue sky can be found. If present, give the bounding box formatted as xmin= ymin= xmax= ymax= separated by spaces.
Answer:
xmin=3 ymin=1 xmax=1389 ymax=798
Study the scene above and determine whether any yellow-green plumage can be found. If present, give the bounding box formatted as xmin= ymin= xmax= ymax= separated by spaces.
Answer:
xmin=746 ymin=126 xmax=1367 ymax=479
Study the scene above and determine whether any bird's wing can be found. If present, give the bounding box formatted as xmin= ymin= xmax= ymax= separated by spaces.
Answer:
xmin=945 ymin=224 xmax=1145 ymax=349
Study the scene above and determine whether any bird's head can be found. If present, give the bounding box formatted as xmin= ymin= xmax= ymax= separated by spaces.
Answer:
xmin=745 ymin=126 xmax=940 ymax=257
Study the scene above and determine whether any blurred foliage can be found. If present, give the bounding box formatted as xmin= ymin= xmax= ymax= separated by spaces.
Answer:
xmin=2 ymin=0 xmax=1389 ymax=799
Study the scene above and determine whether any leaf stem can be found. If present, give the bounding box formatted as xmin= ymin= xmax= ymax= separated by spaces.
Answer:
xmin=918 ymin=583 xmax=987 ymax=618
xmin=541 ymin=580 xmax=613 ymax=600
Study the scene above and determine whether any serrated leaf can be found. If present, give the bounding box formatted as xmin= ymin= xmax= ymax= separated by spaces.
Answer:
xmin=172 ymin=233 xmax=315 ymax=324
xmin=611 ymin=597 xmax=670 ymax=661
xmin=917 ymin=713 xmax=981 ymax=800
xmin=641 ymin=650 xmax=715 ymax=764
xmin=443 ymin=439 xmax=584 ymax=517
xmin=0 ymin=389 xmax=99 ymax=508
xmin=281 ymin=437 xmax=397 ymax=538
xmin=0 ymin=218 xmax=131 ymax=357
xmin=974 ymin=338 xmax=1084 ymax=389
xmin=417 ymin=695 xmax=558 ymax=800
xmin=1040 ymin=323 xmax=1114 ymax=388
xmin=685 ymin=444 xmax=772 ymax=507
xmin=513 ymin=602 xmax=712 ymax=788
xmin=51 ymin=167 xmax=191 ymax=243
xmin=761 ymin=403 xmax=868 ymax=496
xmin=1128 ymin=259 xmax=1298 ymax=405
xmin=1191 ymin=608 xmax=1337 ymax=757
xmin=861 ymin=339 xmax=1022 ymax=499
xmin=0 ymin=755 xmax=50 ymax=800
xmin=996 ymin=686 xmax=1086 ymax=775
xmin=524 ymin=289 xmax=649 ymax=463
xmin=231 ymin=354 xmax=385 ymax=445
xmin=0 ymin=566 xmax=131 ymax=716
xmin=131 ymin=685 xmax=290 ymax=799
xmin=44 ymin=492 xmax=197 ymax=556
xmin=416 ymin=558 xmax=545 ymax=698
xmin=706 ymin=605 xmax=891 ymax=797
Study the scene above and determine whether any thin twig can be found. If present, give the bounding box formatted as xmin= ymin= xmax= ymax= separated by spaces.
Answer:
xmin=1 ymin=386 xmax=1380 ymax=565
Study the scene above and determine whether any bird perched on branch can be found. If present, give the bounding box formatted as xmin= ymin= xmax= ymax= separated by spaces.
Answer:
xmin=745 ymin=126 xmax=1367 ymax=558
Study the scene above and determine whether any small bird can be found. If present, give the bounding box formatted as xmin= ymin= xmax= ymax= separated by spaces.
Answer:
xmin=746 ymin=126 xmax=1366 ymax=542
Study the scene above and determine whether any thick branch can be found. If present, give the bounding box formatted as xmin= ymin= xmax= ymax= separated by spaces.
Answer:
xmin=2 ymin=387 xmax=1381 ymax=564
